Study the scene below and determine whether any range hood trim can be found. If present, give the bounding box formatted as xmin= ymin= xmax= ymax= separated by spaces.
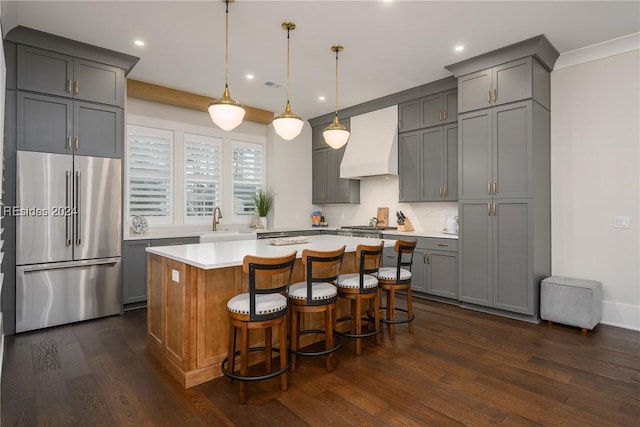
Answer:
xmin=339 ymin=105 xmax=399 ymax=180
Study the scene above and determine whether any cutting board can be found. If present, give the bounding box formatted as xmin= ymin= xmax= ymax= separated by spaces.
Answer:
xmin=377 ymin=207 xmax=389 ymax=227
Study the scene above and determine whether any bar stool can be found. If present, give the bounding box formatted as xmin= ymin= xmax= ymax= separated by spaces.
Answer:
xmin=221 ymin=251 xmax=297 ymax=403
xmin=288 ymin=246 xmax=345 ymax=372
xmin=335 ymin=242 xmax=384 ymax=355
xmin=377 ymin=239 xmax=417 ymax=339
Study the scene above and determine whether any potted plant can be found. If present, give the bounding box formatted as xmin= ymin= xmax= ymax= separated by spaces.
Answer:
xmin=252 ymin=189 xmax=273 ymax=229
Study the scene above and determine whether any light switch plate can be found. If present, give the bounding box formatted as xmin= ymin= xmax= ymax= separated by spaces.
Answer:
xmin=172 ymin=269 xmax=180 ymax=282
xmin=614 ymin=216 xmax=630 ymax=229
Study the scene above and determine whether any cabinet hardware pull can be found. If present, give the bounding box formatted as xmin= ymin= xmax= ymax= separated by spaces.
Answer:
xmin=427 ymin=253 xmax=431 ymax=264
xmin=444 ymin=185 xmax=448 ymax=197
xmin=67 ymin=137 xmax=72 ymax=151
xmin=437 ymin=243 xmax=449 ymax=247
xmin=67 ymin=80 xmax=72 ymax=93
xmin=487 ymin=182 xmax=491 ymax=195
xmin=488 ymin=90 xmax=491 ymax=103
xmin=487 ymin=203 xmax=491 ymax=216
xmin=492 ymin=203 xmax=497 ymax=216
xmin=74 ymin=80 xmax=79 ymax=95
xmin=444 ymin=108 xmax=448 ymax=120
xmin=65 ymin=170 xmax=72 ymax=246
xmin=74 ymin=137 xmax=79 ymax=151
xmin=493 ymin=181 xmax=497 ymax=195
xmin=492 ymin=88 xmax=497 ymax=102
xmin=423 ymin=252 xmax=427 ymax=264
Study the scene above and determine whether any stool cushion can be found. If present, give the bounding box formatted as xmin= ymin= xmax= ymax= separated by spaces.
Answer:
xmin=377 ymin=267 xmax=412 ymax=281
xmin=540 ymin=276 xmax=603 ymax=330
xmin=227 ymin=293 xmax=287 ymax=315
xmin=289 ymin=281 xmax=337 ymax=301
xmin=337 ymin=273 xmax=379 ymax=289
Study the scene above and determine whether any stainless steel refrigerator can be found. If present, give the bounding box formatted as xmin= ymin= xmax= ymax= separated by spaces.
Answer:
xmin=15 ymin=151 xmax=122 ymax=333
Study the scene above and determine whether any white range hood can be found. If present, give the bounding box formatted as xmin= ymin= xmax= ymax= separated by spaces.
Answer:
xmin=340 ymin=105 xmax=398 ymax=179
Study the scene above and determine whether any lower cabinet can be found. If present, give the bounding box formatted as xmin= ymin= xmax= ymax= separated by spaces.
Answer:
xmin=382 ymin=235 xmax=458 ymax=298
xmin=122 ymin=236 xmax=199 ymax=308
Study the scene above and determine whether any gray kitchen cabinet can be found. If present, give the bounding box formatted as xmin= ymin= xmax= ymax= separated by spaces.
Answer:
xmin=122 ymin=239 xmax=150 ymax=306
xmin=399 ymin=124 xmax=458 ymax=202
xmin=459 ymin=100 xmax=533 ymax=201
xmin=426 ymin=250 xmax=458 ymax=299
xmin=458 ymin=57 xmax=550 ymax=114
xmin=410 ymin=248 xmax=428 ymax=294
xmin=17 ymin=45 xmax=125 ymax=107
xmin=458 ymin=199 xmax=533 ymax=314
xmin=312 ymin=118 xmax=359 ymax=204
xmin=398 ymin=90 xmax=457 ymax=132
xmin=17 ymin=92 xmax=123 ymax=158
xmin=122 ymin=236 xmax=199 ymax=308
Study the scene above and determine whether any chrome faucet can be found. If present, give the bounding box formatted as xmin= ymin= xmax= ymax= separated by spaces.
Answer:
xmin=212 ymin=207 xmax=223 ymax=231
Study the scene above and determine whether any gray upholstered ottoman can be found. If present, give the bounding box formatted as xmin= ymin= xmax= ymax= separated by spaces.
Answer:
xmin=540 ymin=276 xmax=602 ymax=332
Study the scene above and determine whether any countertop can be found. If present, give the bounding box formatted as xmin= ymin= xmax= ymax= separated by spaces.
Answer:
xmin=146 ymin=234 xmax=396 ymax=270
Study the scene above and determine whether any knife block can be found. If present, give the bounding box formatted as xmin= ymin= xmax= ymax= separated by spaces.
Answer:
xmin=397 ymin=217 xmax=414 ymax=232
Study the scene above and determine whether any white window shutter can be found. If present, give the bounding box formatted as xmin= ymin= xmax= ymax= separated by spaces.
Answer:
xmin=185 ymin=134 xmax=222 ymax=218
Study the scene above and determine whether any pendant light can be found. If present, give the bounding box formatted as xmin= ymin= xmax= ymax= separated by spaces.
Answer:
xmin=323 ymin=45 xmax=350 ymax=149
xmin=208 ymin=0 xmax=245 ymax=131
xmin=272 ymin=22 xmax=304 ymax=141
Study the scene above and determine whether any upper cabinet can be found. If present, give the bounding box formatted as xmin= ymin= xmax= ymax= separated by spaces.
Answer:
xmin=398 ymin=89 xmax=457 ymax=132
xmin=458 ymin=57 xmax=552 ymax=114
xmin=312 ymin=118 xmax=360 ymax=204
xmin=17 ymin=45 xmax=125 ymax=107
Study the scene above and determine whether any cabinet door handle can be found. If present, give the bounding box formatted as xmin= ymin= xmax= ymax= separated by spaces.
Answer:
xmin=426 ymin=253 xmax=431 ymax=265
xmin=487 ymin=203 xmax=492 ymax=216
xmin=444 ymin=108 xmax=448 ymax=120
xmin=74 ymin=80 xmax=79 ymax=95
xmin=493 ymin=181 xmax=497 ymax=195
xmin=67 ymin=80 xmax=72 ymax=94
xmin=444 ymin=185 xmax=448 ymax=197
xmin=423 ymin=252 xmax=428 ymax=264
xmin=74 ymin=137 xmax=79 ymax=151
xmin=437 ymin=243 xmax=449 ymax=247
xmin=487 ymin=182 xmax=492 ymax=195
xmin=492 ymin=88 xmax=497 ymax=102
xmin=488 ymin=90 xmax=492 ymax=104
xmin=67 ymin=136 xmax=72 ymax=151
xmin=492 ymin=203 xmax=497 ymax=216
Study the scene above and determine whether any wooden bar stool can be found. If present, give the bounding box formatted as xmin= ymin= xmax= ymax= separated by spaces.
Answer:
xmin=335 ymin=242 xmax=384 ymax=355
xmin=377 ymin=239 xmax=417 ymax=339
xmin=288 ymin=246 xmax=345 ymax=372
xmin=221 ymin=251 xmax=297 ymax=403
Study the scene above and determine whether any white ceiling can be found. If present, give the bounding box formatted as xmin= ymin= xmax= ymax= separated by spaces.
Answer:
xmin=2 ymin=1 xmax=639 ymax=120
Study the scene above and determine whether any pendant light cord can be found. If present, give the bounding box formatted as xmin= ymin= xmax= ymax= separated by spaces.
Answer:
xmin=224 ymin=0 xmax=229 ymax=87
xmin=286 ymin=26 xmax=291 ymax=103
xmin=334 ymin=48 xmax=339 ymax=118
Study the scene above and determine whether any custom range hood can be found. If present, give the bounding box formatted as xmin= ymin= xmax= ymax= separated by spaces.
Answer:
xmin=340 ymin=105 xmax=398 ymax=179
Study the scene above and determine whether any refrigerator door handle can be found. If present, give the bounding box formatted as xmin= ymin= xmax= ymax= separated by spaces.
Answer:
xmin=75 ymin=170 xmax=82 ymax=246
xmin=65 ymin=170 xmax=72 ymax=246
xmin=19 ymin=257 xmax=121 ymax=273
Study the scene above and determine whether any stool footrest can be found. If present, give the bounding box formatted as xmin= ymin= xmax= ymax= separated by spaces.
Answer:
xmin=221 ymin=347 xmax=290 ymax=382
xmin=290 ymin=329 xmax=342 ymax=357
xmin=335 ymin=315 xmax=382 ymax=338
xmin=376 ymin=306 xmax=415 ymax=325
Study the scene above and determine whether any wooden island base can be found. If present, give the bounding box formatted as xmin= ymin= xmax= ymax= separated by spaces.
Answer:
xmin=147 ymin=252 xmax=359 ymax=388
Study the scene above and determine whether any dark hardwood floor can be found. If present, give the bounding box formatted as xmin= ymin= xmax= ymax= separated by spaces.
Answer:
xmin=2 ymin=298 xmax=639 ymax=426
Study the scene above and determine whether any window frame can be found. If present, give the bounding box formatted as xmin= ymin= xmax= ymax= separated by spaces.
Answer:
xmin=125 ymin=114 xmax=266 ymax=229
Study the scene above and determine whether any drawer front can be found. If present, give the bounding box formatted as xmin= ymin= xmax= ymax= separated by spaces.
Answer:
xmin=422 ymin=238 xmax=458 ymax=252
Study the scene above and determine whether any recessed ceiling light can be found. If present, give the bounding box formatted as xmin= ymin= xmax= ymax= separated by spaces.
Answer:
xmin=455 ymin=45 xmax=464 ymax=52
xmin=134 ymin=40 xmax=145 ymax=47
xmin=318 ymin=96 xmax=326 ymax=101
xmin=246 ymin=74 xmax=255 ymax=80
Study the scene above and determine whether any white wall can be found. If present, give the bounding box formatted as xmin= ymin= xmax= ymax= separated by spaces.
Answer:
xmin=551 ymin=38 xmax=640 ymax=330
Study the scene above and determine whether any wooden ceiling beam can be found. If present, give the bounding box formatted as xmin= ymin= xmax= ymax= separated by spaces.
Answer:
xmin=127 ymin=79 xmax=274 ymax=125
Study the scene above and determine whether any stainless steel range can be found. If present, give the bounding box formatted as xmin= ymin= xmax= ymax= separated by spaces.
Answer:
xmin=337 ymin=225 xmax=396 ymax=239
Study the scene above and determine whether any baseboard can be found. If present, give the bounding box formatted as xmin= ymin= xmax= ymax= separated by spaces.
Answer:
xmin=601 ymin=300 xmax=640 ymax=331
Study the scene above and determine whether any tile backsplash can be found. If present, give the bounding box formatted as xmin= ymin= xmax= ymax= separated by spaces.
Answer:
xmin=319 ymin=175 xmax=458 ymax=233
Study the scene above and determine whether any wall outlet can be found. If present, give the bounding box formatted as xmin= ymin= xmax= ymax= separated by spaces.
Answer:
xmin=172 ymin=269 xmax=180 ymax=282
xmin=614 ymin=216 xmax=630 ymax=229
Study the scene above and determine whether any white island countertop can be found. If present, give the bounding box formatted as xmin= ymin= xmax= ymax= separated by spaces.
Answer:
xmin=146 ymin=234 xmax=397 ymax=270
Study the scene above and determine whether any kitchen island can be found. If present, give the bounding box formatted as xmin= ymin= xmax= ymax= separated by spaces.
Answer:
xmin=145 ymin=235 xmax=395 ymax=388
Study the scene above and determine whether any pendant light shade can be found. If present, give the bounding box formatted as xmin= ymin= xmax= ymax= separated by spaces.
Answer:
xmin=273 ymin=22 xmax=303 ymax=141
xmin=209 ymin=0 xmax=245 ymax=131
xmin=323 ymin=45 xmax=350 ymax=149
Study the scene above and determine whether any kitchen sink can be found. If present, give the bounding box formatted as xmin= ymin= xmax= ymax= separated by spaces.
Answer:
xmin=199 ymin=230 xmax=257 ymax=243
